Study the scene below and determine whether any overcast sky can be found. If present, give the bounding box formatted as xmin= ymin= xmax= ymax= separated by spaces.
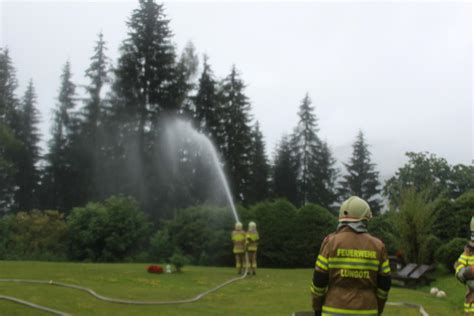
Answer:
xmin=1 ymin=1 xmax=472 ymax=179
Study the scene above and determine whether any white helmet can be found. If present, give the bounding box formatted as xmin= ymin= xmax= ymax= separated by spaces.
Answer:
xmin=248 ymin=221 xmax=257 ymax=230
xmin=235 ymin=222 xmax=243 ymax=230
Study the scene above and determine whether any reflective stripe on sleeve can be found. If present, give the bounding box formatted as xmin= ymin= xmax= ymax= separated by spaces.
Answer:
xmin=316 ymin=255 xmax=329 ymax=271
xmin=310 ymin=283 xmax=327 ymax=297
xmin=322 ymin=306 xmax=378 ymax=315
xmin=455 ymin=263 xmax=466 ymax=273
xmin=376 ymin=288 xmax=388 ymax=300
xmin=380 ymin=260 xmax=391 ymax=274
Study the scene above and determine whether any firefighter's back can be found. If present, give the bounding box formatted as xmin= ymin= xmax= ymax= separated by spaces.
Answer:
xmin=323 ymin=226 xmax=387 ymax=314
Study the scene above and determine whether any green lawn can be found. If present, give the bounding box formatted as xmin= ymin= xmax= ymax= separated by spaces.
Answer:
xmin=0 ymin=261 xmax=466 ymax=316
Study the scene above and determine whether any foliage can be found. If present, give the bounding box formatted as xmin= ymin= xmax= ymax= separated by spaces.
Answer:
xmin=272 ymin=135 xmax=298 ymax=205
xmin=291 ymin=204 xmax=337 ymax=266
xmin=290 ymin=94 xmax=337 ymax=208
xmin=15 ymin=80 xmax=41 ymax=212
xmin=395 ymin=188 xmax=438 ymax=264
xmin=432 ymin=191 xmax=474 ymax=243
xmin=68 ymin=196 xmax=150 ymax=262
xmin=169 ymin=250 xmax=190 ymax=272
xmin=338 ymin=131 xmax=382 ymax=214
xmin=149 ymin=229 xmax=174 ymax=263
xmin=247 ymin=122 xmax=270 ymax=204
xmin=2 ymin=210 xmax=68 ymax=260
xmin=435 ymin=237 xmax=467 ymax=271
xmin=164 ymin=205 xmax=234 ymax=266
xmin=219 ymin=66 xmax=254 ymax=203
xmin=384 ymin=152 xmax=473 ymax=208
xmin=369 ymin=211 xmax=399 ymax=255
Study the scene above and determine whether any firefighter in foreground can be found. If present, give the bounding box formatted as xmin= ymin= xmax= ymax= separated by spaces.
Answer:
xmin=231 ymin=222 xmax=246 ymax=274
xmin=246 ymin=221 xmax=260 ymax=275
xmin=454 ymin=216 xmax=474 ymax=316
xmin=310 ymin=196 xmax=391 ymax=316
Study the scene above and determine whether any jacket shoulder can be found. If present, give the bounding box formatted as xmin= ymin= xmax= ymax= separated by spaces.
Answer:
xmin=365 ymin=233 xmax=386 ymax=248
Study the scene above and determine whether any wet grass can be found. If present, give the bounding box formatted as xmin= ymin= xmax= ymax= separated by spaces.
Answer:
xmin=0 ymin=261 xmax=465 ymax=315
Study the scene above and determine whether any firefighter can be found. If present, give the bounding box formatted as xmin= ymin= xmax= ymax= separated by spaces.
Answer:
xmin=454 ymin=217 xmax=474 ymax=316
xmin=246 ymin=221 xmax=260 ymax=275
xmin=232 ymin=222 xmax=246 ymax=274
xmin=310 ymin=196 xmax=391 ymax=316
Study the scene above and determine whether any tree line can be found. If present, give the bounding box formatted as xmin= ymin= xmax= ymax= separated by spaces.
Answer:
xmin=1 ymin=0 xmax=473 ymax=223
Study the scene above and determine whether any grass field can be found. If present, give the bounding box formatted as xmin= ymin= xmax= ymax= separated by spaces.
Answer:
xmin=0 ymin=261 xmax=466 ymax=315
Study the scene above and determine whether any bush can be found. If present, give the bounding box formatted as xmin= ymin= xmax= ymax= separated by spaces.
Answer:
xmin=369 ymin=211 xmax=399 ymax=255
xmin=436 ymin=238 xmax=467 ymax=271
xmin=3 ymin=210 xmax=68 ymax=260
xmin=169 ymin=250 xmax=190 ymax=272
xmin=149 ymin=229 xmax=174 ymax=262
xmin=250 ymin=199 xmax=297 ymax=267
xmin=290 ymin=204 xmax=337 ymax=267
xmin=68 ymin=195 xmax=150 ymax=262
xmin=164 ymin=205 xmax=235 ymax=266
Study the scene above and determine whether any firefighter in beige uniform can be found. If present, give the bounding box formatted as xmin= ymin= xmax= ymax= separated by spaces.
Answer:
xmin=246 ymin=221 xmax=260 ymax=275
xmin=232 ymin=222 xmax=246 ymax=274
xmin=310 ymin=196 xmax=392 ymax=316
xmin=454 ymin=217 xmax=474 ymax=316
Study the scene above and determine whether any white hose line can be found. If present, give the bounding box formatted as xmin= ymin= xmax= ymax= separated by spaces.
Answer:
xmin=0 ymin=295 xmax=72 ymax=316
xmin=0 ymin=254 xmax=250 ymax=309
xmin=387 ymin=301 xmax=429 ymax=316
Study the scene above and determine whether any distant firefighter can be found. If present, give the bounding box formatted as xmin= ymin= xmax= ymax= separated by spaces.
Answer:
xmin=232 ymin=222 xmax=246 ymax=275
xmin=311 ymin=196 xmax=391 ymax=316
xmin=454 ymin=216 xmax=474 ymax=316
xmin=246 ymin=221 xmax=260 ymax=275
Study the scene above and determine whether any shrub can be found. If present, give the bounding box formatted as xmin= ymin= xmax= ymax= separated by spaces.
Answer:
xmin=435 ymin=237 xmax=467 ymax=271
xmin=68 ymin=195 xmax=150 ymax=262
xmin=149 ymin=229 xmax=174 ymax=262
xmin=169 ymin=250 xmax=189 ymax=272
xmin=4 ymin=210 xmax=68 ymax=260
xmin=369 ymin=211 xmax=399 ymax=255
xmin=290 ymin=204 xmax=337 ymax=267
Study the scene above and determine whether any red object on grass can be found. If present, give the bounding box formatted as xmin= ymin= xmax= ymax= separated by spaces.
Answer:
xmin=147 ymin=265 xmax=164 ymax=274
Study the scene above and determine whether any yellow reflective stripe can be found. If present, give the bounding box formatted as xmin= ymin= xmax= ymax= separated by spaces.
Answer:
xmin=459 ymin=258 xmax=467 ymax=265
xmin=460 ymin=255 xmax=474 ymax=260
xmin=329 ymin=257 xmax=379 ymax=265
xmin=316 ymin=260 xmax=329 ymax=271
xmin=329 ymin=263 xmax=379 ymax=272
xmin=464 ymin=303 xmax=474 ymax=312
xmin=318 ymin=255 xmax=329 ymax=264
xmin=322 ymin=306 xmax=378 ymax=315
xmin=377 ymin=288 xmax=388 ymax=299
xmin=316 ymin=255 xmax=329 ymax=270
xmin=381 ymin=266 xmax=391 ymax=274
xmin=456 ymin=264 xmax=466 ymax=273
xmin=310 ymin=284 xmax=327 ymax=296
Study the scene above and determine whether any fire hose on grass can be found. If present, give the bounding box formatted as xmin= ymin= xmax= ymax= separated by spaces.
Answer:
xmin=0 ymin=254 xmax=249 ymax=314
xmin=0 ymin=256 xmax=429 ymax=316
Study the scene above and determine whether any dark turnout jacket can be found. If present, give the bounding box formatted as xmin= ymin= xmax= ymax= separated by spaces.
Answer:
xmin=311 ymin=226 xmax=391 ymax=316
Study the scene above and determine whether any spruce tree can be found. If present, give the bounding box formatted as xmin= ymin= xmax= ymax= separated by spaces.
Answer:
xmin=43 ymin=61 xmax=78 ymax=212
xmin=219 ymin=65 xmax=253 ymax=203
xmin=82 ymin=32 xmax=110 ymax=200
xmin=338 ymin=131 xmax=382 ymax=213
xmin=291 ymin=94 xmax=337 ymax=208
xmin=247 ymin=122 xmax=270 ymax=203
xmin=272 ymin=135 xmax=298 ymax=205
xmin=15 ymin=80 xmax=41 ymax=211
xmin=0 ymin=48 xmax=23 ymax=212
xmin=291 ymin=94 xmax=320 ymax=205
xmin=194 ymin=56 xmax=225 ymax=149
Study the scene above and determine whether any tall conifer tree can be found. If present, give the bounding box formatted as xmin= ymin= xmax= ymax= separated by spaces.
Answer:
xmin=247 ymin=122 xmax=270 ymax=203
xmin=339 ymin=131 xmax=382 ymax=214
xmin=219 ymin=65 xmax=253 ymax=202
xmin=16 ymin=80 xmax=41 ymax=211
xmin=272 ymin=135 xmax=298 ymax=205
